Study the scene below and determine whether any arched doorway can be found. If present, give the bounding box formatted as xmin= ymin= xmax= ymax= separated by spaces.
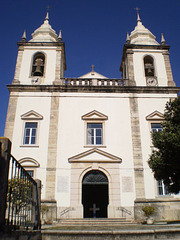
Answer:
xmin=82 ymin=170 xmax=109 ymax=218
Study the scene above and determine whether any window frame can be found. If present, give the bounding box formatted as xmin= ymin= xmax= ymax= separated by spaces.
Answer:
xmin=23 ymin=121 xmax=38 ymax=145
xmin=86 ymin=122 xmax=103 ymax=146
xmin=157 ymin=180 xmax=170 ymax=196
xmin=82 ymin=110 xmax=108 ymax=148
xmin=21 ymin=110 xmax=43 ymax=147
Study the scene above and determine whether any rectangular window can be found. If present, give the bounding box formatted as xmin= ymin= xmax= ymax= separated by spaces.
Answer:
xmin=87 ymin=123 xmax=102 ymax=145
xmin=27 ymin=170 xmax=34 ymax=178
xmin=23 ymin=122 xmax=37 ymax=145
xmin=157 ymin=180 xmax=169 ymax=196
xmin=151 ymin=123 xmax=162 ymax=133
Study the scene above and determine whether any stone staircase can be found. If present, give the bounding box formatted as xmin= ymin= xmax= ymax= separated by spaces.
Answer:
xmin=57 ymin=218 xmax=133 ymax=226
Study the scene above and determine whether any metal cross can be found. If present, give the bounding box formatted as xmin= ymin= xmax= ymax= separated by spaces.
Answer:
xmin=134 ymin=7 xmax=140 ymax=14
xmin=89 ymin=203 xmax=100 ymax=218
xmin=91 ymin=64 xmax=95 ymax=72
xmin=47 ymin=5 xmax=50 ymax=13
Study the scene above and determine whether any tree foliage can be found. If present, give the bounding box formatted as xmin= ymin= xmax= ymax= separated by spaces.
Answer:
xmin=148 ymin=97 xmax=180 ymax=194
xmin=7 ymin=178 xmax=33 ymax=213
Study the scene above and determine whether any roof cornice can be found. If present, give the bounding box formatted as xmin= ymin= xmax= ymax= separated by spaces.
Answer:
xmin=7 ymin=84 xmax=180 ymax=94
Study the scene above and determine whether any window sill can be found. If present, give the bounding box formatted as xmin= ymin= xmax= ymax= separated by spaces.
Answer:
xmin=84 ymin=145 xmax=106 ymax=148
xmin=20 ymin=145 xmax=39 ymax=148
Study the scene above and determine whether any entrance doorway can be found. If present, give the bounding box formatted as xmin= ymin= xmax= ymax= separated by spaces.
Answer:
xmin=82 ymin=170 xmax=109 ymax=218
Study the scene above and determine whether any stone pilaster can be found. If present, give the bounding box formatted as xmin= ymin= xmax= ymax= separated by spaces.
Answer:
xmin=12 ymin=46 xmax=24 ymax=84
xmin=53 ymin=47 xmax=62 ymax=85
xmin=126 ymin=50 xmax=136 ymax=86
xmin=45 ymin=93 xmax=59 ymax=200
xmin=129 ymin=95 xmax=145 ymax=198
xmin=4 ymin=94 xmax=18 ymax=141
xmin=163 ymin=51 xmax=176 ymax=87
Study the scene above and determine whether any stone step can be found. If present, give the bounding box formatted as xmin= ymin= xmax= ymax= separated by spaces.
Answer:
xmin=58 ymin=218 xmax=133 ymax=226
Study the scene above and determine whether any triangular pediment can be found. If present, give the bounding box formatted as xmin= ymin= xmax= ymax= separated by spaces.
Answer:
xmin=69 ymin=148 xmax=121 ymax=163
xmin=21 ymin=110 xmax=43 ymax=120
xmin=82 ymin=110 xmax=108 ymax=120
xmin=146 ymin=111 xmax=164 ymax=121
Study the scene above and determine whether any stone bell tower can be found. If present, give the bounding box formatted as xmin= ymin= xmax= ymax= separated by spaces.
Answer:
xmin=12 ymin=11 xmax=66 ymax=86
xmin=120 ymin=12 xmax=176 ymax=87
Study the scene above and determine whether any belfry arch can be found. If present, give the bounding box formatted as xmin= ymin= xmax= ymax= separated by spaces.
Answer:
xmin=82 ymin=170 xmax=109 ymax=218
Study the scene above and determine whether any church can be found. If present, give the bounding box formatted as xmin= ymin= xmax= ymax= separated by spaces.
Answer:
xmin=4 ymin=11 xmax=180 ymax=221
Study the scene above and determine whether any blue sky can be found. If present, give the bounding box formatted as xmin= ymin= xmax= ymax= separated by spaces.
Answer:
xmin=0 ymin=0 xmax=180 ymax=136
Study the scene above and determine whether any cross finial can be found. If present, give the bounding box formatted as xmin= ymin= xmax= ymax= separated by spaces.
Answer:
xmin=91 ymin=64 xmax=95 ymax=72
xmin=134 ymin=7 xmax=141 ymax=22
xmin=135 ymin=7 xmax=140 ymax=14
xmin=45 ymin=5 xmax=50 ymax=21
xmin=47 ymin=5 xmax=50 ymax=13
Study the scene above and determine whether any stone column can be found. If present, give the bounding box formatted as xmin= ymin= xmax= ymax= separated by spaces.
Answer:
xmin=4 ymin=93 xmax=18 ymax=142
xmin=12 ymin=46 xmax=24 ymax=84
xmin=33 ymin=179 xmax=41 ymax=229
xmin=0 ymin=138 xmax=11 ymax=230
xmin=126 ymin=50 xmax=136 ymax=86
xmin=45 ymin=93 xmax=59 ymax=200
xmin=53 ymin=47 xmax=62 ymax=85
xmin=129 ymin=95 xmax=145 ymax=199
xmin=163 ymin=51 xmax=176 ymax=87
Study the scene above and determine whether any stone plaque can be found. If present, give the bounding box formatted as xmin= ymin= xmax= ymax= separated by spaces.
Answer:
xmin=57 ymin=176 xmax=69 ymax=193
xmin=122 ymin=176 xmax=133 ymax=192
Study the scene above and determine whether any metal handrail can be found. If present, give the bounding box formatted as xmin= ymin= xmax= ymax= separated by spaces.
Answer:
xmin=6 ymin=155 xmax=40 ymax=230
xmin=60 ymin=207 xmax=74 ymax=217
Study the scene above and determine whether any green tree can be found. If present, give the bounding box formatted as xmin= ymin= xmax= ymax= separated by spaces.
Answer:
xmin=7 ymin=178 xmax=33 ymax=213
xmin=148 ymin=97 xmax=180 ymax=194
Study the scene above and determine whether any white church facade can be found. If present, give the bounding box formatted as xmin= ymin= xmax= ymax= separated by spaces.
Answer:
xmin=4 ymin=12 xmax=180 ymax=221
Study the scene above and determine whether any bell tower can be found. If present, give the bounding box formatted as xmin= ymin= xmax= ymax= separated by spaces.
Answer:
xmin=12 ymin=11 xmax=66 ymax=85
xmin=120 ymin=12 xmax=175 ymax=87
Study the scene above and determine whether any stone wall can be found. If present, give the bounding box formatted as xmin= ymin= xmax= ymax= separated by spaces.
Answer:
xmin=134 ymin=198 xmax=180 ymax=222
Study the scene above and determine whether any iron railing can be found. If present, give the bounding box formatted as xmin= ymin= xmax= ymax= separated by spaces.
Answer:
xmin=6 ymin=156 xmax=40 ymax=230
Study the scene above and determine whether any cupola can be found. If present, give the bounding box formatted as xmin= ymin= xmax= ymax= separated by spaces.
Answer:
xmin=29 ymin=12 xmax=58 ymax=42
xmin=130 ymin=12 xmax=159 ymax=45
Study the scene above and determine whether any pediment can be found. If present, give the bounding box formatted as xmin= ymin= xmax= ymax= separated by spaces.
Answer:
xmin=19 ymin=158 xmax=40 ymax=167
xmin=68 ymin=148 xmax=121 ymax=163
xmin=21 ymin=110 xmax=43 ymax=120
xmin=82 ymin=110 xmax=108 ymax=120
xmin=146 ymin=111 xmax=164 ymax=121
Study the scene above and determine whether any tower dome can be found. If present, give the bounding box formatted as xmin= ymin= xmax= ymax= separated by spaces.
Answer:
xmin=29 ymin=12 xmax=58 ymax=42
xmin=130 ymin=13 xmax=159 ymax=45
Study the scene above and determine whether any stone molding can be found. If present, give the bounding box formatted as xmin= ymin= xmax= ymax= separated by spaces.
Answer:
xmin=68 ymin=148 xmax=122 ymax=163
xmin=129 ymin=96 xmax=145 ymax=198
xmin=4 ymin=94 xmax=18 ymax=141
xmin=7 ymin=85 xmax=180 ymax=94
xmin=12 ymin=47 xmax=24 ymax=84
xmin=163 ymin=51 xmax=176 ymax=87
xmin=146 ymin=110 xmax=164 ymax=121
xmin=82 ymin=110 xmax=108 ymax=121
xmin=45 ymin=94 xmax=60 ymax=200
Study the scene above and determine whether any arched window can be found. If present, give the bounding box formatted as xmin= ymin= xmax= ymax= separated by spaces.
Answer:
xmin=31 ymin=52 xmax=45 ymax=77
xmin=144 ymin=56 xmax=155 ymax=77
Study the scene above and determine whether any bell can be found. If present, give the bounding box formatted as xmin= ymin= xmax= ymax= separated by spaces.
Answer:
xmin=147 ymin=68 xmax=153 ymax=75
xmin=33 ymin=58 xmax=43 ymax=76
xmin=145 ymin=63 xmax=153 ymax=76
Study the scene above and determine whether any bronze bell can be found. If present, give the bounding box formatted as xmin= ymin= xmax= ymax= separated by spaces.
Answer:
xmin=33 ymin=58 xmax=43 ymax=76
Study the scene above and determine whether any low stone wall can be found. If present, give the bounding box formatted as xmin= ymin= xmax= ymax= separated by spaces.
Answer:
xmin=41 ymin=229 xmax=180 ymax=240
xmin=134 ymin=198 xmax=180 ymax=222
xmin=0 ymin=231 xmax=41 ymax=240
xmin=41 ymin=200 xmax=57 ymax=223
